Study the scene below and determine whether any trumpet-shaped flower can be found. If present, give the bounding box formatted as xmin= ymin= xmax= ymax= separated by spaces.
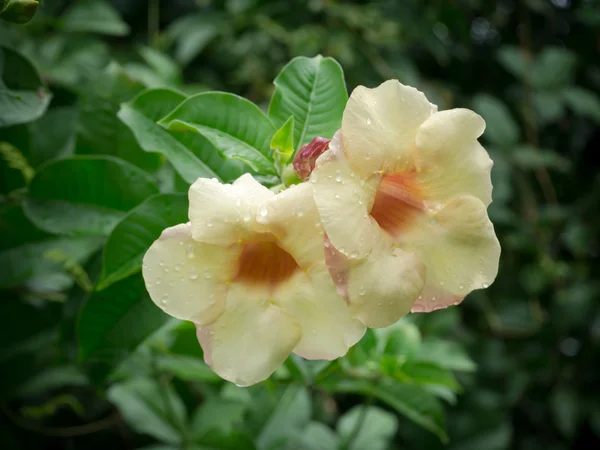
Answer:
xmin=142 ymin=174 xmax=365 ymax=386
xmin=310 ymin=80 xmax=501 ymax=325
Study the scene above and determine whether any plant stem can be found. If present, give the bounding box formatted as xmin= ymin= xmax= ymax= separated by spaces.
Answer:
xmin=148 ymin=0 xmax=160 ymax=49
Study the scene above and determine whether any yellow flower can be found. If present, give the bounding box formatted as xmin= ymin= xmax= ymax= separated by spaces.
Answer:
xmin=310 ymin=80 xmax=501 ymax=326
xmin=142 ymin=174 xmax=365 ymax=386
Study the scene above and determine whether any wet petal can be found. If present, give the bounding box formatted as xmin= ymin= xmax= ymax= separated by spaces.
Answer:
xmin=415 ymin=109 xmax=493 ymax=207
xmin=342 ymin=236 xmax=426 ymax=328
xmin=142 ymin=223 xmax=240 ymax=325
xmin=196 ymin=283 xmax=301 ymax=386
xmin=189 ymin=173 xmax=273 ymax=246
xmin=275 ymin=267 xmax=365 ymax=360
xmin=396 ymin=195 xmax=501 ymax=312
xmin=311 ymin=137 xmax=381 ymax=259
xmin=342 ymin=80 xmax=436 ymax=176
xmin=256 ymin=182 xmax=325 ymax=268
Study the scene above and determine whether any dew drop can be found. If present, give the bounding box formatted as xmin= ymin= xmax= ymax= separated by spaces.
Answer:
xmin=204 ymin=272 xmax=213 ymax=280
xmin=335 ymin=171 xmax=342 ymax=182
xmin=235 ymin=198 xmax=242 ymax=207
xmin=367 ymin=118 xmax=372 ymax=125
xmin=482 ymin=282 xmax=489 ymax=288
xmin=259 ymin=206 xmax=269 ymax=217
xmin=339 ymin=247 xmax=346 ymax=254
xmin=458 ymin=284 xmax=464 ymax=290
xmin=159 ymin=260 xmax=164 ymax=267
xmin=350 ymin=251 xmax=358 ymax=258
xmin=175 ymin=264 xmax=181 ymax=272
xmin=365 ymin=153 xmax=372 ymax=160
xmin=359 ymin=287 xmax=366 ymax=296
xmin=206 ymin=219 xmax=214 ymax=228
xmin=377 ymin=302 xmax=382 ymax=307
xmin=155 ymin=280 xmax=161 ymax=285
xmin=335 ymin=194 xmax=340 ymax=199
xmin=188 ymin=270 xmax=198 ymax=280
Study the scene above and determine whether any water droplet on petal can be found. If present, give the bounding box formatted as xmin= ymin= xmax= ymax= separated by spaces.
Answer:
xmin=350 ymin=251 xmax=358 ymax=258
xmin=365 ymin=153 xmax=372 ymax=160
xmin=458 ymin=284 xmax=464 ymax=290
xmin=155 ymin=280 xmax=161 ymax=285
xmin=335 ymin=194 xmax=340 ymax=199
xmin=235 ymin=198 xmax=242 ymax=207
xmin=359 ymin=287 xmax=366 ymax=296
xmin=482 ymin=282 xmax=489 ymax=288
xmin=189 ymin=270 xmax=198 ymax=280
xmin=335 ymin=171 xmax=342 ymax=182
xmin=259 ymin=206 xmax=269 ymax=217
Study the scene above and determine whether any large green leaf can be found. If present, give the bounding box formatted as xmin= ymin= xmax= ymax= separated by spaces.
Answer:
xmin=532 ymin=48 xmax=577 ymax=89
xmin=327 ymin=379 xmax=447 ymax=442
xmin=77 ymin=64 xmax=161 ymax=172
xmin=118 ymin=88 xmax=222 ymax=183
xmin=159 ymin=92 xmax=277 ymax=176
xmin=78 ymin=273 xmax=166 ymax=362
xmin=107 ymin=377 xmax=187 ymax=445
xmin=0 ymin=205 xmax=102 ymax=289
xmin=255 ymin=385 xmax=311 ymax=450
xmin=24 ymin=156 xmax=158 ymax=237
xmin=472 ymin=94 xmax=520 ymax=148
xmin=415 ymin=340 xmax=477 ymax=372
xmin=337 ymin=406 xmax=398 ymax=450
xmin=268 ymin=55 xmax=348 ymax=148
xmin=60 ymin=0 xmax=129 ymax=36
xmin=0 ymin=46 xmax=51 ymax=127
xmin=98 ymin=193 xmax=188 ymax=290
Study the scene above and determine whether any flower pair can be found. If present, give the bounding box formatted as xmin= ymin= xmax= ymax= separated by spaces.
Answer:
xmin=142 ymin=80 xmax=501 ymax=386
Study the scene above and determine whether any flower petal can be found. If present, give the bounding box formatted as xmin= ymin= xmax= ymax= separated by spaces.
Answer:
xmin=343 ymin=236 xmax=426 ymax=328
xmin=256 ymin=182 xmax=325 ymax=268
xmin=415 ymin=109 xmax=493 ymax=207
xmin=196 ymin=283 xmax=301 ymax=386
xmin=342 ymin=80 xmax=436 ymax=176
xmin=311 ymin=137 xmax=381 ymax=259
xmin=396 ymin=195 xmax=501 ymax=312
xmin=189 ymin=173 xmax=273 ymax=246
xmin=142 ymin=223 xmax=240 ymax=325
xmin=275 ymin=267 xmax=365 ymax=360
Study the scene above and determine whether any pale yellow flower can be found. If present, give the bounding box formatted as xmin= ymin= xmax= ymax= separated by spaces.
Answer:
xmin=142 ymin=174 xmax=364 ymax=386
xmin=310 ymin=80 xmax=501 ymax=326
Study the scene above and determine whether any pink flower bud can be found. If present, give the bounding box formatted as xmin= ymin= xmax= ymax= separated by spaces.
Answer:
xmin=292 ymin=137 xmax=331 ymax=180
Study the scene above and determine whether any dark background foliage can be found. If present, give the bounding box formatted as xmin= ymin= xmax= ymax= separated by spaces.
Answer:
xmin=1 ymin=0 xmax=599 ymax=449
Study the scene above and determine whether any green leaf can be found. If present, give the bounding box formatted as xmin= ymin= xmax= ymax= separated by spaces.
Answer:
xmin=0 ymin=46 xmax=51 ymax=127
xmin=0 ymin=205 xmax=103 ymax=289
xmin=61 ymin=0 xmax=129 ymax=36
xmin=532 ymin=48 xmax=577 ymax=89
xmin=78 ymin=273 xmax=167 ymax=362
xmin=375 ymin=318 xmax=421 ymax=360
xmin=472 ymin=94 xmax=520 ymax=147
xmin=160 ymin=92 xmax=277 ymax=176
xmin=28 ymin=107 xmax=77 ymax=166
xmin=415 ymin=340 xmax=477 ymax=372
xmin=562 ymin=86 xmax=600 ymax=123
xmin=327 ymin=379 xmax=447 ymax=442
xmin=496 ymin=46 xmax=527 ymax=79
xmin=401 ymin=362 xmax=461 ymax=391
xmin=550 ymin=387 xmax=579 ymax=438
xmin=291 ymin=422 xmax=339 ymax=450
xmin=512 ymin=145 xmax=571 ymax=172
xmin=337 ymin=406 xmax=398 ymax=450
xmin=139 ymin=47 xmax=181 ymax=86
xmin=107 ymin=377 xmax=187 ymax=445
xmin=24 ymin=156 xmax=159 ymax=237
xmin=155 ymin=354 xmax=220 ymax=383
xmin=0 ymin=0 xmax=39 ymax=24
xmin=191 ymin=398 xmax=248 ymax=438
xmin=76 ymin=63 xmax=161 ymax=173
xmin=118 ymin=88 xmax=223 ymax=183
xmin=98 ymin=193 xmax=188 ymax=290
xmin=256 ymin=385 xmax=311 ymax=450
xmin=270 ymin=116 xmax=295 ymax=175
xmin=269 ymin=55 xmax=348 ymax=148
xmin=166 ymin=14 xmax=220 ymax=65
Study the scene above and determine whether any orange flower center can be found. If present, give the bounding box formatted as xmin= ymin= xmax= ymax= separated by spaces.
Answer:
xmin=370 ymin=171 xmax=424 ymax=239
xmin=235 ymin=240 xmax=299 ymax=288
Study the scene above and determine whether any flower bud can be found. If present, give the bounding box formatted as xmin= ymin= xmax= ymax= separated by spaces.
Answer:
xmin=292 ymin=136 xmax=330 ymax=180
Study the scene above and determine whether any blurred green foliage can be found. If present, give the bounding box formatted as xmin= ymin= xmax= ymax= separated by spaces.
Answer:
xmin=1 ymin=0 xmax=600 ymax=449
